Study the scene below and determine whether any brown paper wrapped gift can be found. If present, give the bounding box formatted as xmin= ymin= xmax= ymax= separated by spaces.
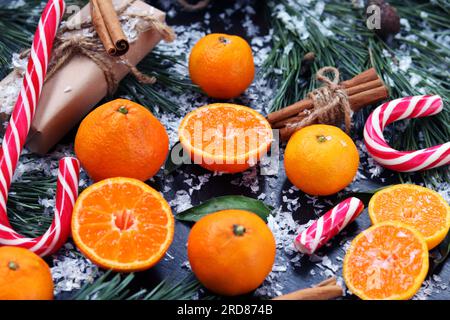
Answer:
xmin=0 ymin=0 xmax=169 ymax=154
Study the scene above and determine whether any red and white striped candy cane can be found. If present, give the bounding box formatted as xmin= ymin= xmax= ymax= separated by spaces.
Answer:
xmin=294 ymin=198 xmax=364 ymax=255
xmin=364 ymin=95 xmax=450 ymax=172
xmin=0 ymin=158 xmax=80 ymax=257
xmin=0 ymin=0 xmax=80 ymax=256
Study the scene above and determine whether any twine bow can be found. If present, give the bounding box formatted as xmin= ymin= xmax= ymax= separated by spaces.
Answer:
xmin=288 ymin=67 xmax=353 ymax=133
xmin=24 ymin=0 xmax=175 ymax=95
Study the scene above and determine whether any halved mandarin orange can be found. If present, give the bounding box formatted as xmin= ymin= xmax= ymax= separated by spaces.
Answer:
xmin=343 ymin=222 xmax=429 ymax=300
xmin=72 ymin=178 xmax=174 ymax=272
xmin=178 ymin=103 xmax=273 ymax=173
xmin=369 ymin=184 xmax=450 ymax=250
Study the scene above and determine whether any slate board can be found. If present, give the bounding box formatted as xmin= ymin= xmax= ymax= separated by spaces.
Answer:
xmin=1 ymin=0 xmax=448 ymax=300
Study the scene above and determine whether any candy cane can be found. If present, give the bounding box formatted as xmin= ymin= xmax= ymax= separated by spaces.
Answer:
xmin=364 ymin=95 xmax=450 ymax=172
xmin=0 ymin=158 xmax=80 ymax=257
xmin=0 ymin=0 xmax=80 ymax=257
xmin=294 ymin=198 xmax=364 ymax=255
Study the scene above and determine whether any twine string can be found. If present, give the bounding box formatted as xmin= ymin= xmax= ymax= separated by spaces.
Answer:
xmin=28 ymin=0 xmax=175 ymax=95
xmin=288 ymin=66 xmax=353 ymax=134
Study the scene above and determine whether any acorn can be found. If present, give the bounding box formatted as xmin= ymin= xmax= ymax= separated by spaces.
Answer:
xmin=300 ymin=52 xmax=316 ymax=78
xmin=366 ymin=0 xmax=400 ymax=40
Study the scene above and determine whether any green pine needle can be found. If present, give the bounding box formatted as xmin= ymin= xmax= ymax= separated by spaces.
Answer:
xmin=72 ymin=271 xmax=208 ymax=301
xmin=72 ymin=271 xmax=136 ymax=300
xmin=7 ymin=172 xmax=56 ymax=238
xmin=129 ymin=276 xmax=204 ymax=300
xmin=117 ymin=50 xmax=199 ymax=114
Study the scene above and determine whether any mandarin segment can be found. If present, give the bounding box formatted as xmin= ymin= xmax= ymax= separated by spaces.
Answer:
xmin=369 ymin=184 xmax=450 ymax=249
xmin=343 ymin=222 xmax=429 ymax=300
xmin=93 ymin=230 xmax=121 ymax=261
xmin=118 ymin=232 xmax=138 ymax=263
xmin=72 ymin=178 xmax=174 ymax=272
xmin=77 ymin=208 xmax=112 ymax=225
xmin=78 ymin=223 xmax=112 ymax=248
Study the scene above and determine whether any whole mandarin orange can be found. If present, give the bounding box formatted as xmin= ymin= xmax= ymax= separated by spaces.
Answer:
xmin=187 ymin=210 xmax=276 ymax=296
xmin=0 ymin=247 xmax=54 ymax=300
xmin=284 ymin=124 xmax=359 ymax=196
xmin=75 ymin=99 xmax=169 ymax=182
xmin=189 ymin=34 xmax=255 ymax=99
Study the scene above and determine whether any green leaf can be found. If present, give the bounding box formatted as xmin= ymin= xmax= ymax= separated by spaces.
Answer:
xmin=176 ymin=196 xmax=274 ymax=223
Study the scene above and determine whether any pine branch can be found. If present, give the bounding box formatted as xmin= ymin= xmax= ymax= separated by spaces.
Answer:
xmin=0 ymin=1 xmax=38 ymax=77
xmin=72 ymin=271 xmax=136 ymax=300
xmin=7 ymin=172 xmax=56 ymax=238
xmin=117 ymin=50 xmax=199 ymax=114
xmin=128 ymin=275 xmax=204 ymax=300
xmin=263 ymin=1 xmax=368 ymax=112
xmin=264 ymin=0 xmax=450 ymax=187
xmin=72 ymin=271 xmax=208 ymax=300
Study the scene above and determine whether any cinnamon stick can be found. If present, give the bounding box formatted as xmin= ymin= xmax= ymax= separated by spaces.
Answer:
xmin=91 ymin=0 xmax=130 ymax=56
xmin=348 ymin=85 xmax=389 ymax=111
xmin=272 ymin=286 xmax=343 ymax=300
xmin=272 ymin=80 xmax=384 ymax=129
xmin=272 ymin=114 xmax=308 ymax=129
xmin=315 ymin=277 xmax=338 ymax=287
xmin=278 ymin=86 xmax=387 ymax=141
xmin=340 ymin=68 xmax=378 ymax=88
xmin=91 ymin=0 xmax=116 ymax=56
xmin=272 ymin=79 xmax=383 ymax=129
xmin=345 ymin=78 xmax=384 ymax=97
xmin=267 ymin=99 xmax=313 ymax=124
xmin=272 ymin=277 xmax=343 ymax=300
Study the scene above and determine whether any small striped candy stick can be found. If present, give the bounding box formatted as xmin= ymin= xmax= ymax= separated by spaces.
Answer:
xmin=294 ymin=198 xmax=364 ymax=255
xmin=364 ymin=95 xmax=450 ymax=172
xmin=0 ymin=0 xmax=80 ymax=256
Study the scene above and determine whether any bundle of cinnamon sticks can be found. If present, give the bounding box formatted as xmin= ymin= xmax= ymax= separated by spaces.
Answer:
xmin=267 ymin=68 xmax=389 ymax=141
xmin=90 ymin=0 xmax=129 ymax=56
